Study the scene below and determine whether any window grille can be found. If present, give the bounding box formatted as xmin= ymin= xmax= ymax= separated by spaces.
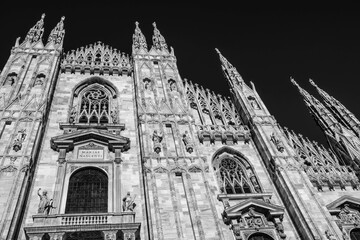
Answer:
xmin=65 ymin=168 xmax=108 ymax=214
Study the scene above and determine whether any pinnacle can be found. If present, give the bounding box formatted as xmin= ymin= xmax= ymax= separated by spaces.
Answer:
xmin=309 ymin=78 xmax=317 ymax=87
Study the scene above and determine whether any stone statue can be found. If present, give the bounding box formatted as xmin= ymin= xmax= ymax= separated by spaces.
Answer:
xmin=248 ymin=96 xmax=260 ymax=110
xmin=325 ymin=229 xmax=337 ymax=240
xmin=169 ymin=81 xmax=177 ymax=91
xmin=122 ymin=192 xmax=136 ymax=212
xmin=37 ymin=188 xmax=55 ymax=214
xmin=182 ymin=131 xmax=194 ymax=153
xmin=270 ymin=132 xmax=285 ymax=153
xmin=12 ymin=129 xmax=27 ymax=152
xmin=152 ymin=130 xmax=163 ymax=154
xmin=34 ymin=74 xmax=45 ymax=86
xmin=68 ymin=106 xmax=78 ymax=124
xmin=152 ymin=130 xmax=163 ymax=144
xmin=110 ymin=108 xmax=119 ymax=124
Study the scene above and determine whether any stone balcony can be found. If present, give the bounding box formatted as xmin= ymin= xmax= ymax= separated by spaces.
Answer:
xmin=24 ymin=212 xmax=140 ymax=240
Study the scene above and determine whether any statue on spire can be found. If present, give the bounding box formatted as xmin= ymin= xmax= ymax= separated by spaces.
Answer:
xmin=132 ymin=21 xmax=148 ymax=51
xmin=47 ymin=16 xmax=65 ymax=45
xmin=24 ymin=13 xmax=45 ymax=43
xmin=152 ymin=22 xmax=168 ymax=51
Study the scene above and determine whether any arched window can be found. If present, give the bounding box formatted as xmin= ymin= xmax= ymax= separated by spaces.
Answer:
xmin=351 ymin=228 xmax=360 ymax=240
xmin=65 ymin=167 xmax=108 ymax=214
xmin=71 ymin=78 xmax=118 ymax=125
xmin=77 ymin=84 xmax=111 ymax=124
xmin=248 ymin=233 xmax=274 ymax=240
xmin=213 ymin=149 xmax=261 ymax=194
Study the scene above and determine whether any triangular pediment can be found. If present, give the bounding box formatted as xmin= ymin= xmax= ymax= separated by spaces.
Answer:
xmin=224 ymin=198 xmax=284 ymax=219
xmin=326 ymin=195 xmax=360 ymax=211
xmin=51 ymin=128 xmax=130 ymax=152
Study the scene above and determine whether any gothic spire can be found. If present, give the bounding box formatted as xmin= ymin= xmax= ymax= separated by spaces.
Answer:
xmin=215 ymin=48 xmax=244 ymax=88
xmin=290 ymin=77 xmax=338 ymax=132
xmin=132 ymin=21 xmax=148 ymax=52
xmin=24 ymin=13 xmax=45 ymax=44
xmin=47 ymin=16 xmax=65 ymax=45
xmin=309 ymin=79 xmax=360 ymax=136
xmin=152 ymin=22 xmax=168 ymax=51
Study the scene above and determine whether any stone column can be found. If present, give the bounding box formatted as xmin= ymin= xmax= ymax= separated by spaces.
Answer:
xmin=111 ymin=144 xmax=122 ymax=212
xmin=102 ymin=230 xmax=118 ymax=240
xmin=52 ymin=144 xmax=71 ymax=214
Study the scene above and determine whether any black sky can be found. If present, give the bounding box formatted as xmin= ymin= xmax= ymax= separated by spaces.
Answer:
xmin=1 ymin=5 xmax=359 ymax=148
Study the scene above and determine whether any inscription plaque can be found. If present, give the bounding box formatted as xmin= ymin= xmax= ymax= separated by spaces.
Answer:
xmin=77 ymin=142 xmax=104 ymax=160
xmin=78 ymin=149 xmax=104 ymax=159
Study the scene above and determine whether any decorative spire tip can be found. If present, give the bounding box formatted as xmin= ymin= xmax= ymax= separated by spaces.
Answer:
xmin=153 ymin=22 xmax=157 ymax=28
xmin=309 ymin=78 xmax=317 ymax=87
xmin=290 ymin=77 xmax=299 ymax=87
xmin=61 ymin=16 xmax=65 ymax=21
xmin=215 ymin=48 xmax=220 ymax=54
xmin=41 ymin=13 xmax=45 ymax=19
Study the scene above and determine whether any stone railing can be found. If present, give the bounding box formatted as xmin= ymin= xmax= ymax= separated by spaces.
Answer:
xmin=196 ymin=124 xmax=251 ymax=144
xmin=25 ymin=212 xmax=140 ymax=240
xmin=31 ymin=212 xmax=135 ymax=227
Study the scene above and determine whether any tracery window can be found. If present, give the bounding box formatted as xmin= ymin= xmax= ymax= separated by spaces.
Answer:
xmin=78 ymin=86 xmax=110 ymax=124
xmin=214 ymin=153 xmax=261 ymax=194
xmin=71 ymin=79 xmax=118 ymax=124
xmin=65 ymin=167 xmax=108 ymax=214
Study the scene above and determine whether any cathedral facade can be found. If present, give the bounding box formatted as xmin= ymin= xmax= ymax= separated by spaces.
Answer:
xmin=0 ymin=14 xmax=360 ymax=240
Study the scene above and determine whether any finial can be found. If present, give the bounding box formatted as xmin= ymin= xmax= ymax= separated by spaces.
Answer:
xmin=290 ymin=76 xmax=299 ymax=87
xmin=61 ymin=16 xmax=65 ymax=21
xmin=41 ymin=13 xmax=45 ymax=19
xmin=215 ymin=48 xmax=220 ymax=54
xmin=153 ymin=22 xmax=157 ymax=28
xmin=309 ymin=78 xmax=317 ymax=87
xmin=135 ymin=21 xmax=139 ymax=26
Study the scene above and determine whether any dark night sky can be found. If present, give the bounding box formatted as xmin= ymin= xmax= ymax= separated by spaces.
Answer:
xmin=1 ymin=4 xmax=359 ymax=147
